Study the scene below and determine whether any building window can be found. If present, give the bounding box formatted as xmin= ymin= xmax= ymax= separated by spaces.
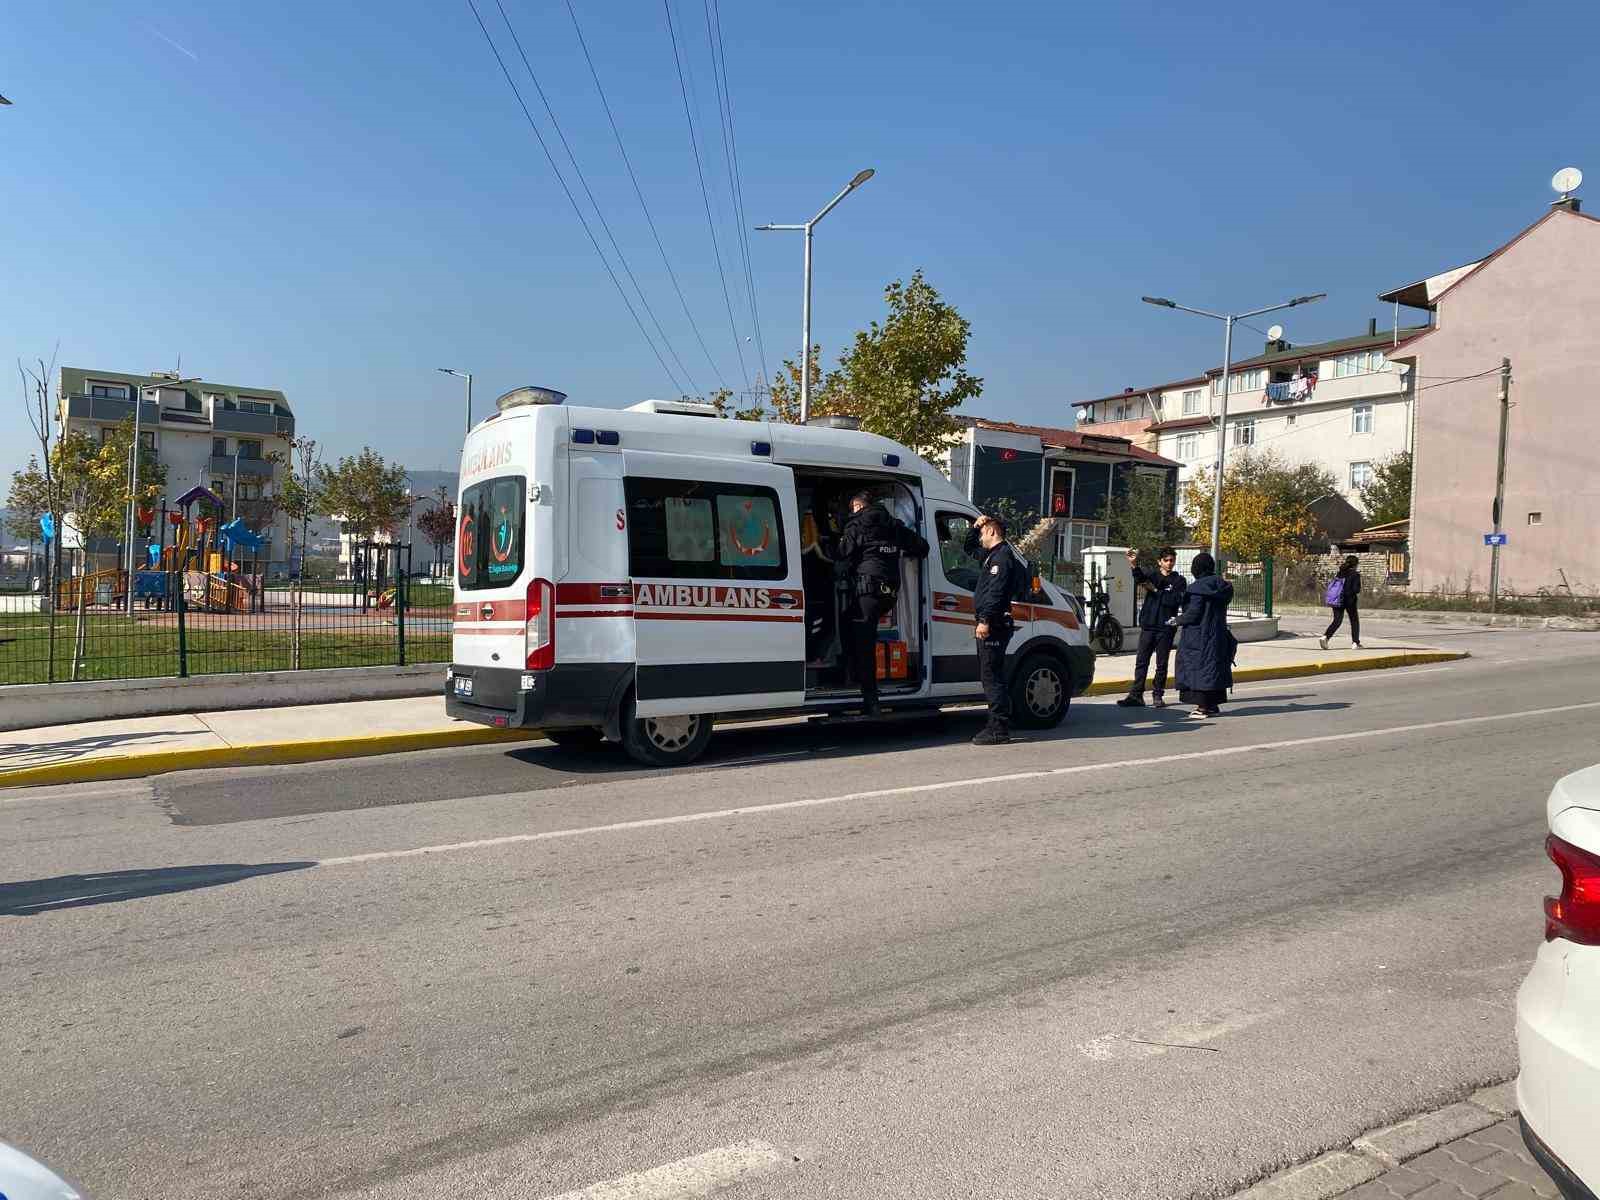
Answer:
xmin=1232 ymin=419 xmax=1256 ymax=448
xmin=100 ymin=427 xmax=117 ymax=443
xmin=1352 ymin=404 xmax=1374 ymax=434
xmin=1175 ymin=433 xmax=1198 ymax=460
xmin=1114 ymin=403 xmax=1130 ymax=421
xmin=1329 ymin=349 xmax=1386 ymax=379
xmin=237 ymin=439 xmax=263 ymax=461
xmin=1212 ymin=369 xmax=1265 ymax=397
xmin=1059 ymin=520 xmax=1110 ymax=567
xmin=213 ymin=437 xmax=228 ymax=457
xmin=239 ymin=398 xmax=274 ymax=415
xmin=89 ymin=382 xmax=128 ymax=399
xmin=139 ymin=431 xmax=156 ymax=451
xmin=1182 ymin=389 xmax=1202 ymax=415
xmin=1286 ymin=414 xmax=1297 ymax=426
xmin=1349 ymin=461 xmax=1374 ymax=490
xmin=1528 ymin=512 xmax=1543 ymax=526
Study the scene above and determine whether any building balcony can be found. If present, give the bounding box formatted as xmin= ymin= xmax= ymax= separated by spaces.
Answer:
xmin=213 ymin=408 xmax=292 ymax=437
xmin=62 ymin=393 xmax=161 ymax=425
xmin=210 ymin=454 xmax=274 ymax=477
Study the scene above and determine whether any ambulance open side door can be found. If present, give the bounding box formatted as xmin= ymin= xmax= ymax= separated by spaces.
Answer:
xmin=620 ymin=450 xmax=805 ymax=718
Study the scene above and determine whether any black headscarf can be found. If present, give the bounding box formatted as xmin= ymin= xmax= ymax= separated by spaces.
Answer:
xmin=1191 ymin=552 xmax=1216 ymax=578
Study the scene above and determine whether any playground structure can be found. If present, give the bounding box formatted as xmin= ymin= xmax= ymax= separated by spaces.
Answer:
xmin=54 ymin=487 xmax=267 ymax=615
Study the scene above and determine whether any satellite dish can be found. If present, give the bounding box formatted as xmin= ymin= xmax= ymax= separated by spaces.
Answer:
xmin=1395 ymin=362 xmax=1411 ymax=375
xmin=1266 ymin=324 xmax=1284 ymax=341
xmin=1552 ymin=166 xmax=1584 ymax=195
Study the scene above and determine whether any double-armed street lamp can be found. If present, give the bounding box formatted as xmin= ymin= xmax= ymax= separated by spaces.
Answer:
xmin=756 ymin=168 xmax=875 ymax=424
xmin=1140 ymin=292 xmax=1326 ymax=560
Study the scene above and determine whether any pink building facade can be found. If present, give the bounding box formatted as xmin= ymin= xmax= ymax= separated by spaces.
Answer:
xmin=1387 ymin=205 xmax=1600 ymax=596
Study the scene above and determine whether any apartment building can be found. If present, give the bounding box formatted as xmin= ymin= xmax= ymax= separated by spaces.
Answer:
xmin=1384 ymin=196 xmax=1600 ymax=595
xmin=56 ymin=367 xmax=296 ymax=570
xmin=1073 ymin=324 xmax=1426 ymax=514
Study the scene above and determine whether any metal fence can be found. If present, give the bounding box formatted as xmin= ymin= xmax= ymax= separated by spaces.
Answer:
xmin=0 ymin=537 xmax=449 ymax=686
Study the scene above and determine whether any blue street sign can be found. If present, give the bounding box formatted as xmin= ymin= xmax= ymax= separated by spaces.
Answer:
xmin=1484 ymin=532 xmax=1508 ymax=546
xmin=39 ymin=513 xmax=54 ymax=542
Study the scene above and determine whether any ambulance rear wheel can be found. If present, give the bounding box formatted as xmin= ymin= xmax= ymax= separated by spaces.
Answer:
xmin=1011 ymin=653 xmax=1070 ymax=729
xmin=619 ymin=698 xmax=713 ymax=767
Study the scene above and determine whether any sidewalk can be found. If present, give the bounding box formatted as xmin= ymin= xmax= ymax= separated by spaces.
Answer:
xmin=0 ymin=633 xmax=1465 ymax=789
xmin=1223 ymin=1083 xmax=1562 ymax=1200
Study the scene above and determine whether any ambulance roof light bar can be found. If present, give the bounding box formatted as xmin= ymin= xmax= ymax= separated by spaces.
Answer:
xmin=496 ymin=386 xmax=567 ymax=412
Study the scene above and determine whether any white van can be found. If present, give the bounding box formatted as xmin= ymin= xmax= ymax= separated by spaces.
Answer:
xmin=446 ymin=389 xmax=1095 ymax=766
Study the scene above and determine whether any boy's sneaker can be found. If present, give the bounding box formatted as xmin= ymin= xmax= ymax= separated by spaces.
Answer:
xmin=1318 ymin=636 xmax=1329 ymax=650
xmin=1353 ymin=641 xmax=1364 ymax=649
xmin=1187 ymin=708 xmax=1211 ymax=720
xmin=972 ymin=726 xmax=1011 ymax=746
xmin=1151 ymin=694 xmax=1167 ymax=708
xmin=1115 ymin=694 xmax=1145 ymax=707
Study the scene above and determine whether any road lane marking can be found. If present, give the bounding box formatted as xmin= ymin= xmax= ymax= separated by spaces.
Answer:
xmin=317 ymin=699 xmax=1600 ymax=868
xmin=543 ymin=1140 xmax=786 ymax=1199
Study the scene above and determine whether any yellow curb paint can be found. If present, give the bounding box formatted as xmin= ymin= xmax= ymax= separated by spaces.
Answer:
xmin=0 ymin=726 xmax=542 ymax=790
xmin=0 ymin=651 xmax=1468 ymax=790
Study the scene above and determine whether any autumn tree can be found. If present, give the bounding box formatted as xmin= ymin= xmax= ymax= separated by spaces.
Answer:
xmin=276 ymin=436 xmax=323 ymax=574
xmin=1183 ymin=450 xmax=1339 ymax=563
xmin=316 ymin=448 xmax=409 ymax=540
xmin=1360 ymin=451 xmax=1412 ymax=524
xmin=416 ymin=499 xmax=456 ymax=574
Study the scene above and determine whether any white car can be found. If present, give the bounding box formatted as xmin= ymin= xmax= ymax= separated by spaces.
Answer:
xmin=1516 ymin=764 xmax=1600 ymax=1200
xmin=0 ymin=1139 xmax=84 ymax=1199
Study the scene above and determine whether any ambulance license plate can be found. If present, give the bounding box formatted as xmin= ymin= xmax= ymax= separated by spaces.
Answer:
xmin=454 ymin=676 xmax=473 ymax=698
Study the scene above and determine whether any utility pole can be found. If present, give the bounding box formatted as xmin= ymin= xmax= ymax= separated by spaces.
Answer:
xmin=1489 ymin=356 xmax=1512 ymax=613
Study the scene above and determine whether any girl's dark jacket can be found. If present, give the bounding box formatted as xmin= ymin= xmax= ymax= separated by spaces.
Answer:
xmin=1173 ymin=574 xmax=1237 ymax=693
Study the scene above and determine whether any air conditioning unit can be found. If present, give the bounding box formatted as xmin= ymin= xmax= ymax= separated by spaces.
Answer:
xmin=625 ymin=399 xmax=720 ymax=418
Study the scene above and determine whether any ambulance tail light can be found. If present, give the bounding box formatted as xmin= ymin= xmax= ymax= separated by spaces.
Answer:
xmin=525 ymin=578 xmax=555 ymax=670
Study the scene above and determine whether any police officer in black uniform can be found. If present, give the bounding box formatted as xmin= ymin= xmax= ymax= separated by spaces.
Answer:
xmin=971 ymin=514 xmax=1032 ymax=745
xmin=837 ymin=490 xmax=929 ymax=716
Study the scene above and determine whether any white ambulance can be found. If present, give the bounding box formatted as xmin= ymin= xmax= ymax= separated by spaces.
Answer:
xmin=446 ymin=387 xmax=1095 ymax=766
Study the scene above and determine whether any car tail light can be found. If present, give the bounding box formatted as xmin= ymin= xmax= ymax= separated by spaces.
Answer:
xmin=1544 ymin=834 xmax=1600 ymax=945
xmin=525 ymin=578 xmax=554 ymax=670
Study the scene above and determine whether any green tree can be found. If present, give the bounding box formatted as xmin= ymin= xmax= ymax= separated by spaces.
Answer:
xmin=317 ymin=448 xmax=409 ymax=540
xmin=1103 ymin=473 xmax=1182 ymax=556
xmin=1360 ymin=451 xmax=1412 ymax=524
xmin=824 ymin=270 xmax=981 ymax=460
xmin=277 ymin=436 xmax=323 ymax=569
xmin=5 ymin=456 xmax=50 ymax=542
xmin=1183 ymin=450 xmax=1340 ymax=562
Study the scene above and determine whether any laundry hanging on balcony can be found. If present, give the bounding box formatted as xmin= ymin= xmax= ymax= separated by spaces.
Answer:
xmin=1265 ymin=372 xmax=1317 ymax=404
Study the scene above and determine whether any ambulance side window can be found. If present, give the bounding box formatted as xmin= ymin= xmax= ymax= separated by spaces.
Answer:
xmin=625 ymin=477 xmax=788 ymax=581
xmin=457 ymin=477 xmax=526 ymax=590
xmin=937 ymin=512 xmax=980 ymax=591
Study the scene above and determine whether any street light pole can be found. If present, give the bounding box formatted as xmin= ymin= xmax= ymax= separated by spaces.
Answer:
xmin=438 ymin=369 xmax=473 ymax=434
xmin=126 ymin=376 xmax=197 ymax=616
xmin=757 ymin=168 xmax=875 ymax=424
xmin=1141 ymin=292 xmax=1326 ymax=561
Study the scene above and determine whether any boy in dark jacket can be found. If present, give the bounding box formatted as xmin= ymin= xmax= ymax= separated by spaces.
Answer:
xmin=1116 ymin=546 xmax=1186 ymax=708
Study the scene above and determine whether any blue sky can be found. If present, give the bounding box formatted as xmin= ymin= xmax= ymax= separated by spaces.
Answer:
xmin=3 ymin=0 xmax=1597 ymax=489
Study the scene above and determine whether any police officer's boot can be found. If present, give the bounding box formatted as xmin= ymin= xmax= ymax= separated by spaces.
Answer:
xmin=1116 ymin=691 xmax=1145 ymax=707
xmin=972 ymin=722 xmax=1010 ymax=746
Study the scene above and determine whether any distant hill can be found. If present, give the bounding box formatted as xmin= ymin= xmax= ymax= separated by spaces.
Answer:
xmin=406 ymin=470 xmax=459 ymax=506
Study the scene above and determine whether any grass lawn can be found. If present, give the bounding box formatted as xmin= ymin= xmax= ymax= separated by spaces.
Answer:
xmin=0 ymin=612 xmax=447 ymax=685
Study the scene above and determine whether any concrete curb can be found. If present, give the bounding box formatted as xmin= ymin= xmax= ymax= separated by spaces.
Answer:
xmin=1 ymin=651 xmax=1470 ymax=790
xmin=0 ymin=725 xmax=543 ymax=790
xmin=1220 ymin=1080 xmax=1517 ymax=1200
xmin=1272 ymin=604 xmax=1600 ymax=631
xmin=1082 ymin=650 xmax=1468 ymax=697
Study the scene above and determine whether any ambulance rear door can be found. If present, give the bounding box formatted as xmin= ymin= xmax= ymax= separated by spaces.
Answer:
xmin=621 ymin=449 xmax=804 ymax=717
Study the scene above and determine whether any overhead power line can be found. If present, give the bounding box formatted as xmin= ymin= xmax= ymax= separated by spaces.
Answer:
xmin=467 ymin=0 xmax=686 ymax=394
xmin=664 ymin=0 xmax=750 ymax=397
xmin=491 ymin=0 xmax=699 ymax=396
xmin=563 ymin=0 xmax=726 ymax=394
xmin=705 ymin=0 xmax=769 ymax=396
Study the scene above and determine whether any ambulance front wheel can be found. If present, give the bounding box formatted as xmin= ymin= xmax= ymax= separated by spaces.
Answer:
xmin=619 ymin=696 xmax=713 ymax=767
xmin=1010 ymin=653 xmax=1070 ymax=729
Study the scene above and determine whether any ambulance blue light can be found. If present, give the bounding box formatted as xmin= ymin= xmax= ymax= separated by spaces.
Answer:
xmin=882 ymin=453 xmax=901 ymax=467
xmin=751 ymin=440 xmax=771 ymax=456
xmin=571 ymin=429 xmax=596 ymax=444
xmin=597 ymin=430 xmax=620 ymax=446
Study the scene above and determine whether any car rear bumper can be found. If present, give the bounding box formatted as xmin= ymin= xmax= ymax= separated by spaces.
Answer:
xmin=1521 ymin=1114 xmax=1598 ymax=1200
xmin=445 ymin=662 xmax=630 ymax=731
xmin=1516 ymin=938 xmax=1600 ymax=1197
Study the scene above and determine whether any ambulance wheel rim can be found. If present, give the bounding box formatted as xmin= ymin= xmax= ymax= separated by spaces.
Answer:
xmin=1024 ymin=665 xmax=1062 ymax=717
xmin=644 ymin=714 xmax=699 ymax=752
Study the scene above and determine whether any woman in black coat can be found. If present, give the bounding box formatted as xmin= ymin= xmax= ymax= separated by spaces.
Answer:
xmin=1319 ymin=555 xmax=1363 ymax=649
xmin=1171 ymin=552 xmax=1235 ymax=720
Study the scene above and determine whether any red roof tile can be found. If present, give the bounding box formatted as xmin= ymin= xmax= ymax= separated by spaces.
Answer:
xmin=972 ymin=418 xmax=1179 ymax=467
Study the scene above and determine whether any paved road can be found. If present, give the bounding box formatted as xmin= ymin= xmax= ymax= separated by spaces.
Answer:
xmin=5 ymin=617 xmax=1599 ymax=1200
